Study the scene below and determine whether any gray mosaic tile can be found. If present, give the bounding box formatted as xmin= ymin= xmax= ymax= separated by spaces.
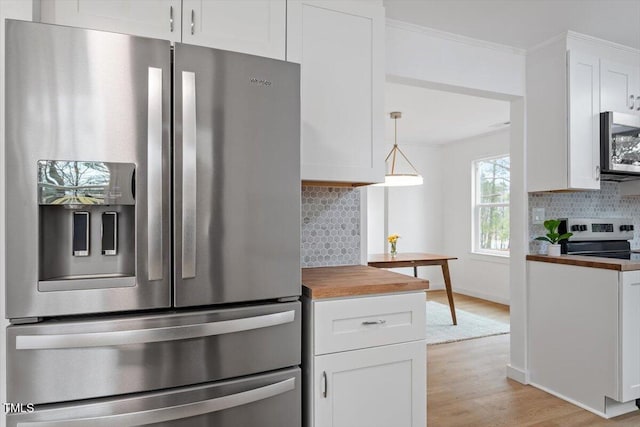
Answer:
xmin=528 ymin=181 xmax=640 ymax=253
xmin=301 ymin=186 xmax=360 ymax=267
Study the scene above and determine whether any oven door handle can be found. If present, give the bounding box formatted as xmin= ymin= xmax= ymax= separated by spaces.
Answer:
xmin=15 ymin=377 xmax=295 ymax=427
xmin=15 ymin=310 xmax=295 ymax=350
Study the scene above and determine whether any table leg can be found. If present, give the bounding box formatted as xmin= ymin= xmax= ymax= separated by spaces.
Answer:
xmin=441 ymin=261 xmax=457 ymax=325
xmin=413 ymin=266 xmax=418 ymax=278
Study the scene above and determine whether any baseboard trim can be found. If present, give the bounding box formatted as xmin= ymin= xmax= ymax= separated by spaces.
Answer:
xmin=528 ymin=381 xmax=615 ymax=418
xmin=451 ymin=286 xmax=510 ymax=306
xmin=506 ymin=364 xmax=528 ymax=384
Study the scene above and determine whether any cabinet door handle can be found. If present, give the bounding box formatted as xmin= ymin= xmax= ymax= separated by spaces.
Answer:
xmin=169 ymin=6 xmax=174 ymax=32
xmin=322 ymin=371 xmax=328 ymax=398
xmin=595 ymin=165 xmax=600 ymax=181
xmin=362 ymin=320 xmax=387 ymax=325
xmin=630 ymin=95 xmax=635 ymax=110
xmin=191 ymin=9 xmax=195 ymax=35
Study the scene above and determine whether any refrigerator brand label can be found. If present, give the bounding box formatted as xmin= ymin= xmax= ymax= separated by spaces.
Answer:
xmin=250 ymin=78 xmax=272 ymax=87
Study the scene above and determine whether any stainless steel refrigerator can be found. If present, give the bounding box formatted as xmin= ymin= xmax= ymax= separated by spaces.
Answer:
xmin=4 ymin=20 xmax=301 ymax=426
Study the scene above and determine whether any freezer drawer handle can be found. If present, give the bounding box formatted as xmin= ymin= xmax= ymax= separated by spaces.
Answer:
xmin=15 ymin=377 xmax=296 ymax=427
xmin=148 ymin=67 xmax=164 ymax=281
xmin=181 ymin=71 xmax=197 ymax=279
xmin=15 ymin=310 xmax=295 ymax=350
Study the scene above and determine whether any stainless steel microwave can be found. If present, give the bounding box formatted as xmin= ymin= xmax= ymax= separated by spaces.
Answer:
xmin=601 ymin=111 xmax=640 ymax=180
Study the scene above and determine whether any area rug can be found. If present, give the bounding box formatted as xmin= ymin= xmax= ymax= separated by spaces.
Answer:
xmin=426 ymin=301 xmax=510 ymax=345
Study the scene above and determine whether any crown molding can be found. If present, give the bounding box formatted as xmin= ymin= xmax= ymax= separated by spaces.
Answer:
xmin=386 ymin=18 xmax=526 ymax=56
xmin=387 ymin=19 xmax=639 ymax=57
xmin=566 ymin=30 xmax=640 ymax=55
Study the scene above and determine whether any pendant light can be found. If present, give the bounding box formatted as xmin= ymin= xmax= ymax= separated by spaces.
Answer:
xmin=373 ymin=112 xmax=423 ymax=187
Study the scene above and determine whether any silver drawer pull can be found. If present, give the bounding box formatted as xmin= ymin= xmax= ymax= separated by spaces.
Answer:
xmin=16 ymin=310 xmax=295 ymax=350
xmin=362 ymin=320 xmax=386 ymax=326
xmin=15 ymin=377 xmax=296 ymax=426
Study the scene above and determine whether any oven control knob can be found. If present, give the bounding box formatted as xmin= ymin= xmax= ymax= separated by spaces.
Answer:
xmin=631 ymin=225 xmax=635 ymax=231
xmin=571 ymin=225 xmax=580 ymax=232
xmin=620 ymin=225 xmax=627 ymax=231
xmin=580 ymin=225 xmax=588 ymax=231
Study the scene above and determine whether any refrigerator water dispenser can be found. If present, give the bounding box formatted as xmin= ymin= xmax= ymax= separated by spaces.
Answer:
xmin=37 ymin=160 xmax=136 ymax=291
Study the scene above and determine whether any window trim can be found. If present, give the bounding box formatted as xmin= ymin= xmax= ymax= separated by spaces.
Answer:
xmin=472 ymin=154 xmax=510 ymax=258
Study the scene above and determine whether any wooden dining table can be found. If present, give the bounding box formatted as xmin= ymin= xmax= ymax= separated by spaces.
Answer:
xmin=368 ymin=252 xmax=458 ymax=325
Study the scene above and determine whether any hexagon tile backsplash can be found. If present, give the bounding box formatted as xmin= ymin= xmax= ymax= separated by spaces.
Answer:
xmin=301 ymin=186 xmax=361 ymax=267
xmin=528 ymin=181 xmax=640 ymax=254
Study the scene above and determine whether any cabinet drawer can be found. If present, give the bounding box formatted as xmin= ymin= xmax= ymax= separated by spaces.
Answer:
xmin=314 ymin=292 xmax=425 ymax=355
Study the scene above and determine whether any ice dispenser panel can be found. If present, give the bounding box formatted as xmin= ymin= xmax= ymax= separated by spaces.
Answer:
xmin=37 ymin=161 xmax=136 ymax=291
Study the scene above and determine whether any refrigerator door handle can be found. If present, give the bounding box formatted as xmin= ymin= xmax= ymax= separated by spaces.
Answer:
xmin=147 ymin=67 xmax=164 ymax=281
xmin=181 ymin=71 xmax=197 ymax=279
xmin=15 ymin=310 xmax=295 ymax=350
xmin=13 ymin=377 xmax=296 ymax=427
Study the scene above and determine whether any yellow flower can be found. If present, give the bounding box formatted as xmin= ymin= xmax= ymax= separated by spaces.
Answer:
xmin=387 ymin=234 xmax=400 ymax=243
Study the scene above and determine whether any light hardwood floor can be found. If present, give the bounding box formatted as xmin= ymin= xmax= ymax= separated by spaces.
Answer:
xmin=425 ymin=290 xmax=640 ymax=426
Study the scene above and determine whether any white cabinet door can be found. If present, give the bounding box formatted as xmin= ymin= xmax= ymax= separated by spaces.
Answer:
xmin=313 ymin=341 xmax=426 ymax=427
xmin=600 ymin=59 xmax=639 ymax=113
xmin=181 ymin=0 xmax=285 ymax=59
xmin=567 ymin=50 xmax=600 ymax=190
xmin=40 ymin=0 xmax=181 ymax=42
xmin=288 ymin=0 xmax=385 ymax=184
xmin=619 ymin=271 xmax=640 ymax=402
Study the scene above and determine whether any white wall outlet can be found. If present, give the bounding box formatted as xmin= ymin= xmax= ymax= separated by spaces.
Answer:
xmin=532 ymin=208 xmax=545 ymax=224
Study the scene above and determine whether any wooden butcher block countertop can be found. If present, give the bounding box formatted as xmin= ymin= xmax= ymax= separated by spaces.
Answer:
xmin=527 ymin=254 xmax=640 ymax=271
xmin=302 ymin=265 xmax=429 ymax=299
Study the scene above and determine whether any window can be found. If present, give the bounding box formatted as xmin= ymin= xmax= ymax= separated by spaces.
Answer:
xmin=473 ymin=155 xmax=510 ymax=256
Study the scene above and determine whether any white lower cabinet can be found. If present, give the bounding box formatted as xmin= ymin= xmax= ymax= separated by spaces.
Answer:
xmin=313 ymin=341 xmax=425 ymax=427
xmin=304 ymin=291 xmax=426 ymax=427
xmin=528 ymin=262 xmax=640 ymax=417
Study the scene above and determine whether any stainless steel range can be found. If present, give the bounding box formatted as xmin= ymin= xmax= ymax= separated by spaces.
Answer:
xmin=560 ymin=218 xmax=638 ymax=259
xmin=5 ymin=20 xmax=301 ymax=426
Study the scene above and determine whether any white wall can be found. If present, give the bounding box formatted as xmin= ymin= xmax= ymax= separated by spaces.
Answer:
xmin=384 ymin=19 xmax=528 ymax=383
xmin=441 ymin=130 xmax=510 ymax=304
xmin=386 ymin=19 xmax=526 ymax=99
xmin=368 ymin=131 xmax=511 ymax=302
xmin=367 ymin=144 xmax=444 ymax=286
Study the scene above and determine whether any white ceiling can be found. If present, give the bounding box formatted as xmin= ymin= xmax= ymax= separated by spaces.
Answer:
xmin=384 ymin=0 xmax=640 ymax=50
xmin=385 ymin=82 xmax=510 ymax=146
xmin=384 ymin=0 xmax=640 ymax=146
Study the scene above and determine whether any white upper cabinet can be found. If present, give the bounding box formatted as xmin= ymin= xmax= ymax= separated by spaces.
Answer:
xmin=40 ymin=0 xmax=182 ymax=42
xmin=600 ymin=59 xmax=640 ymax=113
xmin=40 ymin=0 xmax=286 ymax=60
xmin=527 ymin=37 xmax=601 ymax=191
xmin=181 ymin=0 xmax=286 ymax=60
xmin=567 ymin=51 xmax=601 ymax=190
xmin=288 ymin=0 xmax=385 ymax=184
